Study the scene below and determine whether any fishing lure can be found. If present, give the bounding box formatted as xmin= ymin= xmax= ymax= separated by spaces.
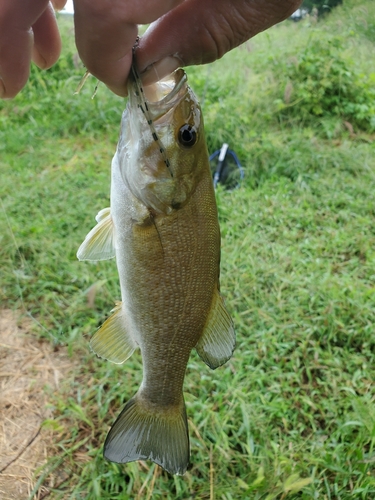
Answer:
xmin=131 ymin=41 xmax=173 ymax=177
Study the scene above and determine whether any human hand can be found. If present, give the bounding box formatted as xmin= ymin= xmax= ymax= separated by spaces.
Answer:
xmin=0 ymin=0 xmax=65 ymax=98
xmin=74 ymin=0 xmax=302 ymax=96
xmin=0 ymin=0 xmax=302 ymax=99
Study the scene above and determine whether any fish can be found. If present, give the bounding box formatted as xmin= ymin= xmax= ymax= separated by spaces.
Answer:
xmin=77 ymin=63 xmax=235 ymax=475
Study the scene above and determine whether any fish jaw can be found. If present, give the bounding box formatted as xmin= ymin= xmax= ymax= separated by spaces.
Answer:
xmin=117 ymin=69 xmax=206 ymax=215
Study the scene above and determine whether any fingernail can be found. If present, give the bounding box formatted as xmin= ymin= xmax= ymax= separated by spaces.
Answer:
xmin=32 ymin=46 xmax=47 ymax=69
xmin=141 ymin=56 xmax=182 ymax=86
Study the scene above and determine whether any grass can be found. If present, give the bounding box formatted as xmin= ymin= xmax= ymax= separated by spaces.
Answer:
xmin=1 ymin=1 xmax=375 ymax=498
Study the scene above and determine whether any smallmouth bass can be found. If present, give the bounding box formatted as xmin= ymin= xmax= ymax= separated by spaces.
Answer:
xmin=77 ymin=65 xmax=235 ymax=475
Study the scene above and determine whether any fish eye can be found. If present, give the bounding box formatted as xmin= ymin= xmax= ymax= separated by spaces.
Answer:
xmin=178 ymin=124 xmax=197 ymax=148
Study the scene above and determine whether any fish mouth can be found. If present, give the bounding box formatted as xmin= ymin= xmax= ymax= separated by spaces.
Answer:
xmin=143 ymin=69 xmax=187 ymax=104
xmin=129 ymin=68 xmax=188 ymax=121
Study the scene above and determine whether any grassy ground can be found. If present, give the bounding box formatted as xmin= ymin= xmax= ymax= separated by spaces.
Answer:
xmin=1 ymin=1 xmax=375 ymax=498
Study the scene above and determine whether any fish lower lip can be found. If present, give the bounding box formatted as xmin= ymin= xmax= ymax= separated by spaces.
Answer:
xmin=142 ymin=69 xmax=187 ymax=104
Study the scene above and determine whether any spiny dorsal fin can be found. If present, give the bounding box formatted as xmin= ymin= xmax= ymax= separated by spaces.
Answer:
xmin=196 ymin=289 xmax=235 ymax=370
xmin=90 ymin=303 xmax=137 ymax=364
xmin=77 ymin=207 xmax=115 ymax=261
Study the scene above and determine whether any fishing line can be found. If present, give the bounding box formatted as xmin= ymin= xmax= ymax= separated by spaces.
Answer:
xmin=149 ymin=59 xmax=163 ymax=86
xmin=146 ymin=61 xmax=174 ymax=172
xmin=131 ymin=41 xmax=173 ymax=178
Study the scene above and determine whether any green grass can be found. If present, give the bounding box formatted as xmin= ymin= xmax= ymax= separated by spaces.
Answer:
xmin=1 ymin=1 xmax=375 ymax=498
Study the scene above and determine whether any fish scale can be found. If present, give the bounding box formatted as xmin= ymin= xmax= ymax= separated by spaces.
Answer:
xmin=77 ymin=64 xmax=235 ymax=475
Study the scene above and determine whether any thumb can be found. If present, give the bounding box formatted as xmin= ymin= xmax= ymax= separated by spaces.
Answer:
xmin=137 ymin=0 xmax=301 ymax=85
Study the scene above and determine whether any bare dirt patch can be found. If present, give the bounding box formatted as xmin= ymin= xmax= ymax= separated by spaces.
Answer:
xmin=0 ymin=310 xmax=75 ymax=499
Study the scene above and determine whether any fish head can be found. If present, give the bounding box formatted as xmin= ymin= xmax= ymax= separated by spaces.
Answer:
xmin=120 ymin=69 xmax=210 ymax=215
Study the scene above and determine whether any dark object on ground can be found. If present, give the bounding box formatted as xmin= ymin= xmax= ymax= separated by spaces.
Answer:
xmin=210 ymin=143 xmax=244 ymax=190
xmin=302 ymin=0 xmax=343 ymax=16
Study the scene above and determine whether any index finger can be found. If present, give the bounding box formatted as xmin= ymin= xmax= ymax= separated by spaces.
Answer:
xmin=73 ymin=0 xmax=183 ymax=96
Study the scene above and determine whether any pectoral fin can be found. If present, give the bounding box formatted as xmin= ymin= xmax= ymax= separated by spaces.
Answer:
xmin=90 ymin=303 xmax=137 ymax=364
xmin=196 ymin=289 xmax=235 ymax=370
xmin=77 ymin=207 xmax=115 ymax=261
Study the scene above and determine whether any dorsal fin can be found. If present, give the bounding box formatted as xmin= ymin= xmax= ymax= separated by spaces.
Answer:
xmin=196 ymin=289 xmax=235 ymax=369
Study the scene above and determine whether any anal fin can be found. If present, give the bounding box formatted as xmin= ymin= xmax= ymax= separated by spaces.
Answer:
xmin=196 ymin=289 xmax=235 ymax=370
xmin=77 ymin=207 xmax=115 ymax=261
xmin=91 ymin=303 xmax=137 ymax=364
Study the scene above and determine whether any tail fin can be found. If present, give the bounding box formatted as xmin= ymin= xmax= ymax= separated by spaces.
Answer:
xmin=104 ymin=394 xmax=190 ymax=475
